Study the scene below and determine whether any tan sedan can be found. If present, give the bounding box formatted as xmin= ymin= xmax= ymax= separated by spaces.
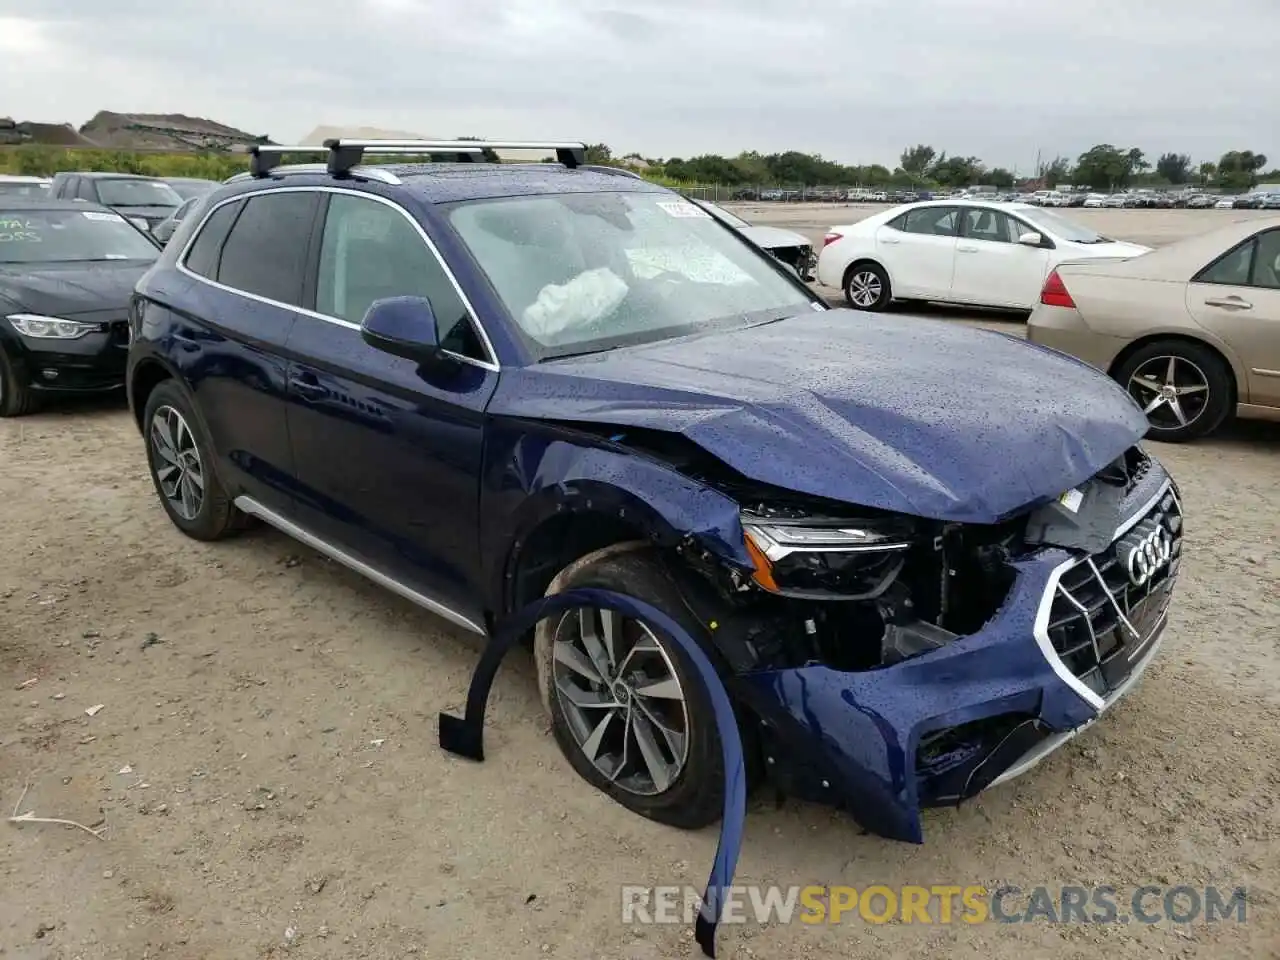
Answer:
xmin=1027 ymin=216 xmax=1280 ymax=441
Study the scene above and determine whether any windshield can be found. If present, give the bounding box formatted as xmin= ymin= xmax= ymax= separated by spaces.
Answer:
xmin=1024 ymin=207 xmax=1106 ymax=243
xmin=0 ymin=181 xmax=50 ymax=199
xmin=95 ymin=178 xmax=182 ymax=208
xmin=166 ymin=179 xmax=216 ymax=200
xmin=694 ymin=199 xmax=751 ymax=229
xmin=447 ymin=191 xmax=816 ymax=359
xmin=0 ymin=208 xmax=159 ymax=264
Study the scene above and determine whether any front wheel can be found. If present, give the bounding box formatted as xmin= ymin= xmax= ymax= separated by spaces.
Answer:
xmin=844 ymin=262 xmax=892 ymax=311
xmin=1114 ymin=340 xmax=1234 ymax=442
xmin=0 ymin=349 xmax=36 ymax=417
xmin=534 ymin=543 xmax=726 ymax=830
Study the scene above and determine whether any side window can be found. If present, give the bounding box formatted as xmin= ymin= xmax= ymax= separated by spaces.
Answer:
xmin=900 ymin=206 xmax=958 ymax=237
xmin=217 ymin=192 xmax=319 ymax=306
xmin=1194 ymin=241 xmax=1254 ymax=287
xmin=962 ymin=208 xmax=1017 ymax=243
xmin=173 ymin=197 xmax=197 ymax=222
xmin=78 ymin=179 xmax=98 ymax=202
xmin=53 ymin=176 xmax=72 ymax=199
xmin=1250 ymin=230 xmax=1280 ymax=290
xmin=183 ymin=200 xmax=243 ymax=280
xmin=315 ymin=193 xmax=486 ymax=362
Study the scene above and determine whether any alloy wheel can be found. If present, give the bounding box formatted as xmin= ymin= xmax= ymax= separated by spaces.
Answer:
xmin=551 ymin=606 xmax=690 ymax=796
xmin=847 ymin=270 xmax=883 ymax=308
xmin=150 ymin=405 xmax=205 ymax=520
xmin=1127 ymin=355 xmax=1210 ymax=431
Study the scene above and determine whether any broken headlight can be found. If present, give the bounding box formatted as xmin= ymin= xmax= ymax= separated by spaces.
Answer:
xmin=741 ymin=514 xmax=914 ymax=600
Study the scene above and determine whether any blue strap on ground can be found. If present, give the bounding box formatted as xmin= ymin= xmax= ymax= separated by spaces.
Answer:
xmin=438 ymin=587 xmax=747 ymax=958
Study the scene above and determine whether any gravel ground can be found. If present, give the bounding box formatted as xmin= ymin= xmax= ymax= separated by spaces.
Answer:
xmin=1 ymin=209 xmax=1278 ymax=959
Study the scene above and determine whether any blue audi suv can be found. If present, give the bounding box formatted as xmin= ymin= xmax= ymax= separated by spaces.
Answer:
xmin=127 ymin=140 xmax=1182 ymax=842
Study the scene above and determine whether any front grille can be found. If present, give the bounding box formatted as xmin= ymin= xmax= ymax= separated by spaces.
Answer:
xmin=1045 ymin=484 xmax=1182 ymax=699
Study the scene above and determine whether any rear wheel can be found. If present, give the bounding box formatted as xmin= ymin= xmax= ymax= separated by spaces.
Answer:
xmin=1114 ymin=340 xmax=1234 ymax=442
xmin=143 ymin=380 xmax=249 ymax=540
xmin=534 ymin=543 xmax=726 ymax=830
xmin=843 ymin=261 xmax=891 ymax=311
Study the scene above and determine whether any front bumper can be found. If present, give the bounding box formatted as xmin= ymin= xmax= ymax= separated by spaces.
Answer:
xmin=0 ymin=321 xmax=129 ymax=394
xmin=733 ymin=464 xmax=1181 ymax=843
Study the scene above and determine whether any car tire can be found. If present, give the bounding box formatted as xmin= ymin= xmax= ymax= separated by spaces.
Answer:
xmin=534 ymin=542 xmax=726 ymax=830
xmin=1114 ymin=340 xmax=1234 ymax=442
xmin=142 ymin=380 xmax=249 ymax=540
xmin=0 ymin=349 xmax=36 ymax=418
xmin=843 ymin=261 xmax=892 ymax=311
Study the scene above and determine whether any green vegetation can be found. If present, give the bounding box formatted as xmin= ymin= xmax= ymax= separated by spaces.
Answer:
xmin=3 ymin=140 xmax=1276 ymax=192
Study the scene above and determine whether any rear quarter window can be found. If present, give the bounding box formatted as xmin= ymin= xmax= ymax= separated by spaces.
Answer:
xmin=183 ymin=199 xmax=244 ymax=279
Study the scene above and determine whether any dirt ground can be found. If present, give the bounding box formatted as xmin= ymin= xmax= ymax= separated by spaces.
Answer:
xmin=2 ymin=208 xmax=1278 ymax=960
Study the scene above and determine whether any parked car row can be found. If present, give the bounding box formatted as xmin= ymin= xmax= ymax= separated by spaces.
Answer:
xmin=816 ymin=196 xmax=1280 ymax=441
xmin=2 ymin=142 xmax=1187 ymax=874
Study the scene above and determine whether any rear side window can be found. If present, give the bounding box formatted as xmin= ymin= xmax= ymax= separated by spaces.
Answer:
xmin=77 ymin=179 xmax=98 ymax=202
xmin=183 ymin=200 xmax=243 ymax=279
xmin=216 ymin=192 xmax=319 ymax=306
xmin=891 ymin=207 xmax=959 ymax=237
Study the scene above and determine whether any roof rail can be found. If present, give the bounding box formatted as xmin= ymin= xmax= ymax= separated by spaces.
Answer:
xmin=246 ymin=139 xmax=588 ymax=178
xmin=227 ymin=162 xmax=403 ymax=185
xmin=580 ymin=164 xmax=644 ymax=180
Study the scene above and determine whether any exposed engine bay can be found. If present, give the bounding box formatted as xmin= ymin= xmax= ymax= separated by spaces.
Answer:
xmin=570 ymin=421 xmax=1155 ymax=677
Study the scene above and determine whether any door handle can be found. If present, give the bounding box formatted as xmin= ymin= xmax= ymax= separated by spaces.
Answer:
xmin=957 ymin=244 xmax=978 ymax=253
xmin=1204 ymin=296 xmax=1252 ymax=310
xmin=881 ymin=236 xmax=900 ymax=244
xmin=288 ymin=373 xmax=329 ymax=401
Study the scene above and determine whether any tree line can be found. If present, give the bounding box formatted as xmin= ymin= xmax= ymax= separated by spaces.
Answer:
xmin=1 ymin=140 xmax=1274 ymax=192
xmin=627 ymin=143 xmax=1275 ymax=191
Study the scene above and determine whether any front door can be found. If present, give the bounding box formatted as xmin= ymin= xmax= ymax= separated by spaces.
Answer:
xmin=1186 ymin=226 xmax=1280 ymax=408
xmin=283 ymin=190 xmax=500 ymax=630
xmin=950 ymin=207 xmax=1050 ymax=308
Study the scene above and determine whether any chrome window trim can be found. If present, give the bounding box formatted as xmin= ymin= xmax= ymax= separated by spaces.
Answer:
xmin=1031 ymin=477 xmax=1175 ymax=714
xmin=175 ymin=184 xmax=500 ymax=372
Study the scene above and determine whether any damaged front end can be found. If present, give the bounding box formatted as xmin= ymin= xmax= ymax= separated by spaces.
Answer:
xmin=699 ymin=444 xmax=1181 ymax=843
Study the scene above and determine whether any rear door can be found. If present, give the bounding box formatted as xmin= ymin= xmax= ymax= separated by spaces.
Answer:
xmin=950 ymin=207 xmax=1051 ymax=308
xmin=177 ymin=189 xmax=321 ymax=510
xmin=875 ymin=205 xmax=959 ymax=298
xmin=282 ymin=190 xmax=499 ymax=629
xmin=1186 ymin=227 xmax=1280 ymax=407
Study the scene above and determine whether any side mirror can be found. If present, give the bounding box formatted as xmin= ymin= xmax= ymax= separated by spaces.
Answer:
xmin=360 ymin=296 xmax=440 ymax=362
xmin=1018 ymin=231 xmax=1044 ymax=247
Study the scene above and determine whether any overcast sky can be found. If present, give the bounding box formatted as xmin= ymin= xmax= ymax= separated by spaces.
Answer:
xmin=3 ymin=0 xmax=1277 ymax=171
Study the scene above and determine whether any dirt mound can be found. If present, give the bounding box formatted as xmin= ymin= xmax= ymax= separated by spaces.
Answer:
xmin=78 ymin=111 xmax=269 ymax=151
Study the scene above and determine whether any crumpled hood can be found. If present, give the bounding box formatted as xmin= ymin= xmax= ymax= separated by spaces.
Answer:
xmin=491 ymin=310 xmax=1149 ymax=522
xmin=0 ymin=260 xmax=153 ymax=318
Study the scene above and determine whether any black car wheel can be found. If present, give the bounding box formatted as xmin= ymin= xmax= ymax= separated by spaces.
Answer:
xmin=142 ymin=380 xmax=249 ymax=539
xmin=0 ymin=349 xmax=36 ymax=418
xmin=843 ymin=261 xmax=892 ymax=311
xmin=534 ymin=543 xmax=726 ymax=830
xmin=1114 ymin=340 xmax=1234 ymax=442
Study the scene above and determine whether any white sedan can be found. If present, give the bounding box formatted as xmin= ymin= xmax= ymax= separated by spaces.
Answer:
xmin=816 ymin=199 xmax=1152 ymax=311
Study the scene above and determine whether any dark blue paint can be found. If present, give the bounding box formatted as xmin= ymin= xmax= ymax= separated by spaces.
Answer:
xmin=359 ymin=295 xmax=440 ymax=358
xmin=493 ymin=310 xmax=1150 ymax=523
xmin=128 ymin=159 xmax=1157 ymax=855
xmin=438 ymin=587 xmax=746 ymax=959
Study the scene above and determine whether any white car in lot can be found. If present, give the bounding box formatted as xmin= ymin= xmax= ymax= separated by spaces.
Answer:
xmin=816 ymin=200 xmax=1152 ymax=311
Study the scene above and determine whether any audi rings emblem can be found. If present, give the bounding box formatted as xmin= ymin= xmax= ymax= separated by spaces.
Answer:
xmin=1123 ymin=526 xmax=1173 ymax=586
